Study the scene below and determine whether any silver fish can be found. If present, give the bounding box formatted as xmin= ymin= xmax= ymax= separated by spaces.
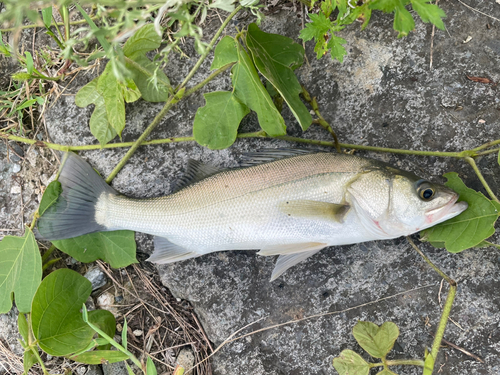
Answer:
xmin=38 ymin=150 xmax=467 ymax=280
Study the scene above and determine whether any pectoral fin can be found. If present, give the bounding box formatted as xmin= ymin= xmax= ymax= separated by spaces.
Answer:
xmin=147 ymin=236 xmax=200 ymax=264
xmin=279 ymin=200 xmax=350 ymax=223
xmin=271 ymin=249 xmax=324 ymax=281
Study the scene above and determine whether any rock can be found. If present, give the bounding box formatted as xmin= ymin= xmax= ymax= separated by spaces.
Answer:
xmin=42 ymin=2 xmax=500 ymax=375
xmin=84 ymin=266 xmax=107 ymax=291
xmin=0 ymin=308 xmax=24 ymax=374
xmin=85 ymin=366 xmax=103 ymax=375
xmin=102 ymin=361 xmax=128 ymax=375
xmin=97 ymin=292 xmax=119 ymax=317
xmin=9 ymin=185 xmax=21 ymax=194
xmin=176 ymin=348 xmax=195 ymax=371
xmin=12 ymin=163 xmax=20 ymax=173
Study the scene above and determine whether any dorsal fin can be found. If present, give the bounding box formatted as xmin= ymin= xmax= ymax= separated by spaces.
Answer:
xmin=240 ymin=148 xmax=320 ymax=167
xmin=174 ymin=159 xmax=221 ymax=191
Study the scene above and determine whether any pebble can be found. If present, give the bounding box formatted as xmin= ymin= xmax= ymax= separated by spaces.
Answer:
xmin=133 ymin=329 xmax=143 ymax=337
xmin=12 ymin=163 xmax=21 ymax=173
xmin=84 ymin=267 xmax=107 ymax=291
xmin=176 ymin=348 xmax=195 ymax=370
xmin=10 ymin=185 xmax=21 ymax=194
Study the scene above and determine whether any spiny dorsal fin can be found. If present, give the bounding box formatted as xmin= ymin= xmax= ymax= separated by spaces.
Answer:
xmin=278 ymin=200 xmax=350 ymax=223
xmin=270 ymin=249 xmax=324 ymax=281
xmin=174 ymin=159 xmax=221 ymax=191
xmin=147 ymin=236 xmax=200 ymax=264
xmin=240 ymin=148 xmax=320 ymax=167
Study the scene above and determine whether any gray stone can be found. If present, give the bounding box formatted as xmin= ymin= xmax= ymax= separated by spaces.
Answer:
xmin=102 ymin=361 xmax=128 ymax=375
xmin=86 ymin=365 xmax=104 ymax=375
xmin=42 ymin=1 xmax=500 ymax=375
xmin=84 ymin=266 xmax=108 ymax=290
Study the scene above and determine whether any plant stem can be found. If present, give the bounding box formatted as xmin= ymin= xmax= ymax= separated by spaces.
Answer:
xmin=178 ymin=5 xmax=242 ymax=90
xmin=184 ymin=62 xmax=235 ymax=97
xmin=0 ymin=17 xmax=98 ymax=32
xmin=463 ymin=156 xmax=500 ymax=203
xmin=406 ymin=237 xmax=457 ymax=374
xmin=41 ymin=245 xmax=57 ymax=263
xmin=386 ymin=359 xmax=425 ymax=367
xmin=106 ymin=5 xmax=242 ymax=182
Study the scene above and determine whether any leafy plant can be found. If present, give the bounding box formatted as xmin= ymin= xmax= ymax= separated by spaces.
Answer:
xmin=299 ymin=0 xmax=446 ymax=62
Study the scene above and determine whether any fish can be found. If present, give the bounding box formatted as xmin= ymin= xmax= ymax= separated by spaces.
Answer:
xmin=38 ymin=150 xmax=468 ymax=280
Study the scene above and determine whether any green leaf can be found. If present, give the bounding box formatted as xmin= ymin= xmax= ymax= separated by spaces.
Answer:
xmin=41 ymin=6 xmax=52 ymax=28
xmin=369 ymin=0 xmax=399 ymax=13
xmin=125 ymin=54 xmax=170 ymax=102
xmin=25 ymin=52 xmax=34 ymax=75
xmin=38 ymin=181 xmax=62 ymax=217
xmin=120 ymin=78 xmax=141 ymax=103
xmin=146 ymin=356 xmax=158 ymax=375
xmin=52 ymin=231 xmax=137 ymax=269
xmin=394 ymin=3 xmax=415 ymax=38
xmin=299 ymin=13 xmax=332 ymax=42
xmin=75 ymin=78 xmax=117 ymax=145
xmin=211 ymin=36 xmax=238 ymax=70
xmin=97 ymin=64 xmax=125 ymax=137
xmin=18 ymin=313 xmax=29 ymax=343
xmin=246 ymin=23 xmax=312 ymax=131
xmin=377 ymin=370 xmax=398 ymax=375
xmin=16 ymin=98 xmax=37 ymax=111
xmin=0 ymin=229 xmax=42 ymax=313
xmin=126 ymin=363 xmax=135 ymax=375
xmin=122 ymin=317 xmax=128 ymax=350
xmin=327 ymin=34 xmax=347 ymax=63
xmin=123 ymin=24 xmax=161 ymax=60
xmin=193 ymin=91 xmax=250 ymax=149
xmin=31 ymin=269 xmax=94 ymax=356
xmin=208 ymin=0 xmax=235 ymax=12
xmin=352 ymin=321 xmax=399 ymax=358
xmin=23 ymin=350 xmax=38 ymax=374
xmin=411 ymin=0 xmax=446 ymax=30
xmin=90 ymin=309 xmax=116 ymax=350
xmin=71 ymin=350 xmax=129 ymax=364
xmin=332 ymin=349 xmax=370 ymax=375
xmin=231 ymin=44 xmax=286 ymax=136
xmin=423 ymin=352 xmax=434 ymax=375
xmin=420 ymin=173 xmax=499 ymax=252
xmin=75 ymin=4 xmax=111 ymax=51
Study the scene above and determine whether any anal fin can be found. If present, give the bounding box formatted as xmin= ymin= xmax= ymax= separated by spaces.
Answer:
xmin=258 ymin=242 xmax=328 ymax=256
xmin=271 ymin=249 xmax=324 ymax=281
xmin=147 ymin=236 xmax=199 ymax=264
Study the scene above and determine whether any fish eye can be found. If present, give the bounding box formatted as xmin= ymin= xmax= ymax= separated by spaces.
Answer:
xmin=415 ymin=180 xmax=435 ymax=201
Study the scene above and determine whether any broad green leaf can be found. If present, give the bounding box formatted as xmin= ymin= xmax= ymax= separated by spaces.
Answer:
xmin=123 ymin=24 xmax=161 ymax=60
xmin=120 ymin=78 xmax=141 ymax=103
xmin=327 ymin=34 xmax=347 ymax=63
xmin=24 ymin=350 xmax=38 ymax=374
xmin=75 ymin=78 xmax=117 ymax=145
xmin=31 ymin=269 xmax=93 ymax=356
xmin=211 ymin=36 xmax=238 ymax=70
xmin=231 ymin=43 xmax=286 ymax=136
xmin=421 ymin=173 xmax=499 ymax=252
xmin=52 ymin=231 xmax=137 ymax=268
xmin=125 ymin=54 xmax=170 ymax=102
xmin=146 ymin=356 xmax=158 ymax=375
xmin=97 ymin=64 xmax=125 ymax=137
xmin=41 ymin=6 xmax=52 ymax=28
xmin=90 ymin=309 xmax=116 ymax=350
xmin=18 ymin=313 xmax=29 ymax=345
xmin=38 ymin=181 xmax=62 ymax=217
xmin=71 ymin=350 xmax=129 ymax=364
xmin=352 ymin=321 xmax=399 ymax=358
xmin=0 ymin=229 xmax=42 ymax=313
xmin=394 ymin=3 xmax=415 ymax=38
xmin=411 ymin=0 xmax=446 ymax=30
xmin=193 ymin=91 xmax=250 ymax=149
xmin=369 ymin=0 xmax=399 ymax=13
xmin=332 ymin=349 xmax=370 ymax=375
xmin=246 ymin=24 xmax=312 ymax=131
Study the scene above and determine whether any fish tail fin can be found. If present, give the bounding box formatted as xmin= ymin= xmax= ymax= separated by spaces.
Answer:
xmin=37 ymin=152 xmax=117 ymax=240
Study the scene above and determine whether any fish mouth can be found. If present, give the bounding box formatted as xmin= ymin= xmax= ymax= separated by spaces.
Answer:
xmin=425 ymin=194 xmax=468 ymax=226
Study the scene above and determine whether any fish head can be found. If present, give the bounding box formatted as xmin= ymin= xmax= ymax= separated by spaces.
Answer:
xmin=347 ymin=166 xmax=468 ymax=239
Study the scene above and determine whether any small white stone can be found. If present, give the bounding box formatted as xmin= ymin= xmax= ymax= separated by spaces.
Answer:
xmin=463 ymin=36 xmax=472 ymax=44
xmin=12 ymin=164 xmax=21 ymax=173
xmin=133 ymin=329 xmax=143 ymax=337
xmin=10 ymin=185 xmax=21 ymax=194
xmin=478 ymin=119 xmax=486 ymax=124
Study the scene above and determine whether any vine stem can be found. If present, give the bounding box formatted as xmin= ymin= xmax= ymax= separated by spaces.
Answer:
xmin=105 ymin=6 xmax=242 ymax=182
xmin=406 ymin=237 xmax=457 ymax=374
xmin=463 ymin=156 xmax=500 ymax=203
